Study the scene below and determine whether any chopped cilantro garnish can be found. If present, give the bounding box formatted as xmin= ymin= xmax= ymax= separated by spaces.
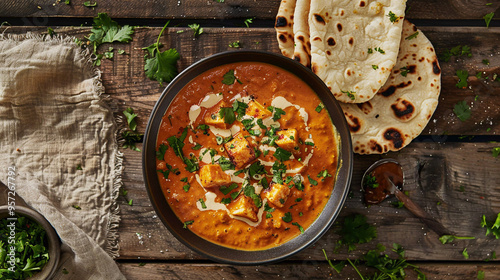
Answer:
xmin=243 ymin=18 xmax=253 ymax=28
xmin=271 ymin=161 xmax=287 ymax=184
xmin=387 ymin=11 xmax=399 ymax=23
xmin=439 ymin=45 xmax=472 ymax=62
xmin=217 ymin=156 xmax=235 ymax=171
xmin=341 ymin=90 xmax=356 ymax=100
xmin=219 ymin=107 xmax=236 ymax=124
xmin=183 ymin=220 xmax=194 ymax=229
xmin=220 ymin=183 xmax=238 ymax=195
xmin=128 ymin=199 xmax=133 ymax=206
xmin=123 ymin=107 xmax=138 ymax=131
xmin=481 ymin=213 xmax=500 ymax=239
xmin=183 ymin=184 xmax=190 ymax=192
xmin=156 ymin=143 xmax=168 ymax=160
xmin=243 ymin=185 xmax=262 ymax=207
xmin=282 ymin=212 xmax=293 ymax=223
xmin=405 ymin=31 xmax=419 ymax=40
xmin=307 ymin=175 xmax=318 ymax=186
xmin=493 ymin=147 xmax=500 ymax=157
xmin=374 ymin=47 xmax=385 ymax=54
xmin=83 ymin=1 xmax=97 ymax=7
xmin=292 ymin=222 xmax=304 ymax=233
xmin=337 ymin=214 xmax=377 ymax=252
xmin=274 ymin=147 xmax=292 ymax=161
xmin=267 ymin=106 xmax=286 ymax=121
xmin=249 ymin=161 xmax=267 ymax=178
xmin=158 ymin=163 xmax=179 ymax=180
xmin=229 ymin=41 xmax=241 ymax=48
xmin=462 ymin=248 xmax=469 ymax=259
xmin=484 ymin=12 xmax=494 ymax=28
xmin=72 ymin=205 xmax=81 ymax=210
xmin=363 ymin=173 xmax=379 ymax=189
xmin=198 ymin=198 xmax=207 ymax=209
xmin=192 ymin=143 xmax=202 ymax=150
xmin=230 ymin=190 xmax=241 ymax=200
xmin=232 ymin=100 xmax=248 ymax=119
xmin=304 ymin=141 xmax=315 ymax=146
xmin=456 ymin=69 xmax=469 ymax=88
xmin=482 ymin=59 xmax=490 ymax=65
xmin=439 ymin=235 xmax=475 ymax=244
xmin=315 ymin=103 xmax=324 ymax=113
xmin=453 ymin=100 xmax=471 ymax=122
xmin=368 ymin=48 xmax=373 ymax=54
xmin=188 ymin=23 xmax=203 ymax=38
xmin=221 ymin=198 xmax=232 ymax=204
xmin=222 ymin=69 xmax=238 ymax=85
xmin=372 ymin=65 xmax=379 ymax=70
xmin=167 ymin=127 xmax=199 ymax=172
xmin=295 ymin=198 xmax=303 ymax=202
xmin=400 ymin=66 xmax=409 ymax=77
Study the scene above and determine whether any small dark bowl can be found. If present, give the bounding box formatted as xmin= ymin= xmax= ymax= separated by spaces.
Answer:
xmin=142 ymin=50 xmax=353 ymax=265
xmin=0 ymin=205 xmax=60 ymax=279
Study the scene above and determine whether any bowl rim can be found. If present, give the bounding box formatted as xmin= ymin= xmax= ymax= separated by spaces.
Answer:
xmin=142 ymin=50 xmax=353 ymax=265
xmin=0 ymin=205 xmax=61 ymax=279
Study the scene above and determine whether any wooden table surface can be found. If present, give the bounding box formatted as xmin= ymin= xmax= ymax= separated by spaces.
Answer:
xmin=2 ymin=0 xmax=500 ymax=279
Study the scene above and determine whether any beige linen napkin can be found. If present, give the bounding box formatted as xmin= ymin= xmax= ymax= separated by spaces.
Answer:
xmin=0 ymin=33 xmax=125 ymax=279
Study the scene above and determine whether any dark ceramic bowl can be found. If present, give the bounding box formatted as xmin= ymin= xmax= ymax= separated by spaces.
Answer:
xmin=142 ymin=50 xmax=353 ymax=265
xmin=0 ymin=205 xmax=60 ymax=279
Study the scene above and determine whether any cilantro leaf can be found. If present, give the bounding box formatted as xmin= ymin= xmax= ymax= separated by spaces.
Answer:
xmin=439 ymin=45 xmax=472 ymax=62
xmin=308 ymin=175 xmax=318 ymax=186
xmin=337 ymin=214 xmax=377 ymax=252
xmin=456 ymin=69 xmax=469 ymax=88
xmin=341 ymin=90 xmax=356 ymax=100
xmin=243 ymin=184 xmax=262 ymax=207
xmin=89 ymin=13 xmax=134 ymax=53
xmin=315 ymin=103 xmax=324 ymax=113
xmin=438 ymin=235 xmax=475 ymax=244
xmin=282 ymin=212 xmax=292 ymax=223
xmin=405 ymin=31 xmax=419 ymax=40
xmin=156 ymin=143 xmax=168 ymax=160
xmin=83 ymin=1 xmax=97 ymax=7
xmin=188 ymin=23 xmax=203 ymax=37
xmin=493 ymin=147 xmax=500 ymax=157
xmin=292 ymin=222 xmax=304 ymax=233
xmin=183 ymin=220 xmax=194 ymax=229
xmin=453 ymin=100 xmax=471 ymax=122
xmin=123 ymin=107 xmax=138 ymax=131
xmin=219 ymin=107 xmax=236 ymax=124
xmin=222 ymin=70 xmax=239 ymax=85
xmin=484 ymin=12 xmax=494 ymax=28
xmin=248 ymin=161 xmax=267 ymax=178
xmin=387 ymin=11 xmax=399 ymax=23
xmin=220 ymin=183 xmax=238 ymax=195
xmin=143 ymin=22 xmax=180 ymax=86
xmin=274 ymin=147 xmax=292 ymax=162
xmin=481 ymin=213 xmax=500 ymax=239
xmin=122 ymin=130 xmax=144 ymax=152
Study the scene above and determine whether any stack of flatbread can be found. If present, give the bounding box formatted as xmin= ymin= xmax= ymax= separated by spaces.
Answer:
xmin=275 ymin=0 xmax=441 ymax=154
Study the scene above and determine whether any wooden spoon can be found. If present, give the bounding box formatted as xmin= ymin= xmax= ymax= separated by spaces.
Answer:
xmin=362 ymin=159 xmax=450 ymax=236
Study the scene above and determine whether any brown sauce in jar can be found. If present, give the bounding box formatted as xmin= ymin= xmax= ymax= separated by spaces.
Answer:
xmin=363 ymin=162 xmax=404 ymax=205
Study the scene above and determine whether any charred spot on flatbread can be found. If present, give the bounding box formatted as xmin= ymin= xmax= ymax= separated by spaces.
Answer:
xmin=384 ymin=128 xmax=404 ymax=149
xmin=279 ymin=34 xmax=288 ymax=43
xmin=368 ymin=140 xmax=383 ymax=153
xmin=391 ymin=98 xmax=415 ymax=121
xmin=327 ymin=37 xmax=336 ymax=46
xmin=337 ymin=23 xmax=343 ymax=32
xmin=344 ymin=112 xmax=361 ymax=133
xmin=314 ymin=14 xmax=326 ymax=24
xmin=359 ymin=1 xmax=366 ymax=7
xmin=348 ymin=37 xmax=354 ymax=45
xmin=276 ymin=16 xmax=288 ymax=28
xmin=379 ymin=81 xmax=412 ymax=97
xmin=356 ymin=101 xmax=373 ymax=115
xmin=432 ymin=60 xmax=441 ymax=75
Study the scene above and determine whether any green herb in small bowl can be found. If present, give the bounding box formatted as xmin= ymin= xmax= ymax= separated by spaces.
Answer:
xmin=0 ymin=206 xmax=60 ymax=280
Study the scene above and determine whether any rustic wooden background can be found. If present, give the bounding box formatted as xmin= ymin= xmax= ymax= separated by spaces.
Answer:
xmin=2 ymin=0 xmax=500 ymax=279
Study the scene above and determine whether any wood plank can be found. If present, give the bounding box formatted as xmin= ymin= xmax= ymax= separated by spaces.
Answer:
xmin=116 ymin=262 xmax=500 ymax=279
xmin=2 ymin=0 xmax=499 ymax=21
xmin=116 ymin=142 xmax=500 ymax=261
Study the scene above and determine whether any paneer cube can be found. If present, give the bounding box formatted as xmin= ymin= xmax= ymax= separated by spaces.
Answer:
xmin=224 ymin=133 xmax=256 ymax=169
xmin=199 ymin=164 xmax=232 ymax=188
xmin=275 ymin=129 xmax=299 ymax=152
xmin=228 ymin=196 xmax=259 ymax=222
xmin=204 ymin=101 xmax=230 ymax=129
xmin=263 ymin=183 xmax=291 ymax=208
xmin=246 ymin=100 xmax=272 ymax=119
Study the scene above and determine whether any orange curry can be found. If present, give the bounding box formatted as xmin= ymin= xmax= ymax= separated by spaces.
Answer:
xmin=155 ymin=62 xmax=339 ymax=250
